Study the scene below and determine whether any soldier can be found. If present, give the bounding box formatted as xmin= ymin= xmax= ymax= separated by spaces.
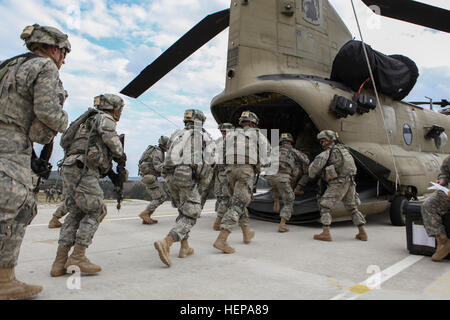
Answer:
xmin=212 ymin=123 xmax=234 ymax=231
xmin=50 ymin=94 xmax=125 ymax=277
xmin=0 ymin=24 xmax=70 ymax=300
xmin=137 ymin=136 xmax=170 ymax=225
xmin=308 ymin=130 xmax=367 ymax=242
xmin=56 ymin=188 xmax=63 ymax=201
xmin=49 ymin=187 xmax=56 ymax=203
xmin=265 ymin=133 xmax=310 ymax=233
xmin=421 ymin=155 xmax=450 ymax=262
xmin=45 ymin=189 xmax=52 ymax=202
xmin=48 ymin=202 xmax=69 ymax=229
xmin=213 ymin=111 xmax=271 ymax=254
xmin=154 ymin=109 xmax=215 ymax=267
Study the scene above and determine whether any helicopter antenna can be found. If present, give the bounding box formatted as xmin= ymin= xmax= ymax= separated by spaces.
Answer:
xmin=351 ymin=0 xmax=401 ymax=191
xmin=135 ymin=98 xmax=181 ymax=129
xmin=425 ymin=96 xmax=433 ymax=110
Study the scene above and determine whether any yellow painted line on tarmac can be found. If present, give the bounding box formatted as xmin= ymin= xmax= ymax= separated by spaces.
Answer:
xmin=331 ymin=255 xmax=424 ymax=300
xmin=348 ymin=284 xmax=371 ymax=295
xmin=426 ymin=271 xmax=450 ymax=296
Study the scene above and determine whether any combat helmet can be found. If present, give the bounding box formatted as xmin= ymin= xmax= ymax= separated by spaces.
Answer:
xmin=184 ymin=109 xmax=206 ymax=124
xmin=239 ymin=111 xmax=259 ymax=126
xmin=94 ymin=94 xmax=124 ymax=120
xmin=317 ymin=130 xmax=339 ymax=142
xmin=21 ymin=24 xmax=71 ymax=53
xmin=158 ymin=136 xmax=170 ymax=149
xmin=280 ymin=133 xmax=294 ymax=144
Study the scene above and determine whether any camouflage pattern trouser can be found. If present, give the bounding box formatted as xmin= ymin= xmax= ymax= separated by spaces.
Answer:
xmin=54 ymin=202 xmax=69 ymax=219
xmin=58 ymin=164 xmax=107 ymax=248
xmin=221 ymin=165 xmax=254 ymax=232
xmin=0 ymin=172 xmax=37 ymax=268
xmin=266 ymin=175 xmax=295 ymax=221
xmin=214 ymin=168 xmax=230 ymax=218
xmin=421 ymin=190 xmax=450 ymax=236
xmin=319 ymin=178 xmax=365 ymax=227
xmin=166 ymin=165 xmax=202 ymax=242
xmin=144 ymin=180 xmax=169 ymax=212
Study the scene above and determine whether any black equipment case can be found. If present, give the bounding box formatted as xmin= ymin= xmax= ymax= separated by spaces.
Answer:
xmin=405 ymin=201 xmax=450 ymax=260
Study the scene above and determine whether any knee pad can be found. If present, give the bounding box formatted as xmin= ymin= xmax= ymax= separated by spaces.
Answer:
xmin=179 ymin=200 xmax=201 ymax=219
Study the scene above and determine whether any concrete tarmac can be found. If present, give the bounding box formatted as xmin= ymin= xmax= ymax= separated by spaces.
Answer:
xmin=15 ymin=199 xmax=450 ymax=300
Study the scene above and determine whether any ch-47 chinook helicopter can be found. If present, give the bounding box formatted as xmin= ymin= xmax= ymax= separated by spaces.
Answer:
xmin=121 ymin=0 xmax=450 ymax=226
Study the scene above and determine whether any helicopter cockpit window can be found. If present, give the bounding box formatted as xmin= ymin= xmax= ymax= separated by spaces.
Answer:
xmin=403 ymin=124 xmax=413 ymax=145
xmin=435 ymin=132 xmax=448 ymax=149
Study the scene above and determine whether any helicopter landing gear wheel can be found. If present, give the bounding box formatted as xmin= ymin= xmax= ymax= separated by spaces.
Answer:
xmin=389 ymin=196 xmax=408 ymax=226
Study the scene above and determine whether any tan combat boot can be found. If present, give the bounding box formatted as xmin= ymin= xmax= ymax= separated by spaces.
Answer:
xmin=0 ymin=268 xmax=43 ymax=300
xmin=213 ymin=216 xmax=222 ymax=231
xmin=273 ymin=198 xmax=280 ymax=212
xmin=432 ymin=234 xmax=450 ymax=262
xmin=314 ymin=226 xmax=332 ymax=241
xmin=154 ymin=235 xmax=175 ymax=267
xmin=278 ymin=218 xmax=290 ymax=233
xmin=355 ymin=226 xmax=368 ymax=241
xmin=179 ymin=240 xmax=194 ymax=258
xmin=64 ymin=244 xmax=102 ymax=274
xmin=50 ymin=245 xmax=71 ymax=277
xmin=213 ymin=230 xmax=235 ymax=254
xmin=48 ymin=215 xmax=62 ymax=229
xmin=139 ymin=209 xmax=158 ymax=225
xmin=241 ymin=225 xmax=255 ymax=244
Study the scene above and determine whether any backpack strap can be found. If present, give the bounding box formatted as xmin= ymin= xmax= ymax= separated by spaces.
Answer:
xmin=0 ymin=53 xmax=41 ymax=82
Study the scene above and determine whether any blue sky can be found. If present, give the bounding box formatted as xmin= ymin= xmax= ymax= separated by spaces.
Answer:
xmin=0 ymin=0 xmax=449 ymax=176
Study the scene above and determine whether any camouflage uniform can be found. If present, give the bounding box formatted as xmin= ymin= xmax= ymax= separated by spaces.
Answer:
xmin=58 ymin=95 xmax=124 ymax=249
xmin=50 ymin=94 xmax=125 ymax=277
xmin=309 ymin=130 xmax=366 ymax=231
xmin=0 ymin=44 xmax=68 ymax=269
xmin=266 ymin=142 xmax=310 ymax=222
xmin=212 ymin=123 xmax=234 ymax=230
xmin=54 ymin=203 xmax=69 ymax=219
xmin=309 ymin=142 xmax=365 ymax=227
xmin=138 ymin=141 xmax=169 ymax=219
xmin=421 ymin=156 xmax=450 ymax=237
xmin=214 ymin=111 xmax=271 ymax=254
xmin=165 ymin=125 xmax=214 ymax=241
xmin=0 ymin=24 xmax=70 ymax=299
xmin=214 ymin=137 xmax=230 ymax=219
xmin=154 ymin=110 xmax=215 ymax=267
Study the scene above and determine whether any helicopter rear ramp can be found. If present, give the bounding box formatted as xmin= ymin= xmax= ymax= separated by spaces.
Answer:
xmin=248 ymin=185 xmax=389 ymax=224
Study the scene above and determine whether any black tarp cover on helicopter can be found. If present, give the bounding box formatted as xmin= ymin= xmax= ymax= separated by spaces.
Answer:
xmin=330 ymin=40 xmax=419 ymax=101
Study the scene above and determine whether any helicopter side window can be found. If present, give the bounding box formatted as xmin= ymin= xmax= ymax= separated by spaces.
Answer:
xmin=403 ymin=124 xmax=413 ymax=145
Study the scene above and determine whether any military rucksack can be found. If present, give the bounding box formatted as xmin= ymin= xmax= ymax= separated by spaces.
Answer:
xmin=60 ymin=108 xmax=98 ymax=151
xmin=325 ymin=144 xmax=356 ymax=180
xmin=138 ymin=145 xmax=156 ymax=175
xmin=278 ymin=146 xmax=296 ymax=173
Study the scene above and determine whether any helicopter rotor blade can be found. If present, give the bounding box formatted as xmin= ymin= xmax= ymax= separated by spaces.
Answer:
xmin=361 ymin=0 xmax=450 ymax=33
xmin=409 ymin=100 xmax=450 ymax=107
xmin=121 ymin=9 xmax=230 ymax=98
